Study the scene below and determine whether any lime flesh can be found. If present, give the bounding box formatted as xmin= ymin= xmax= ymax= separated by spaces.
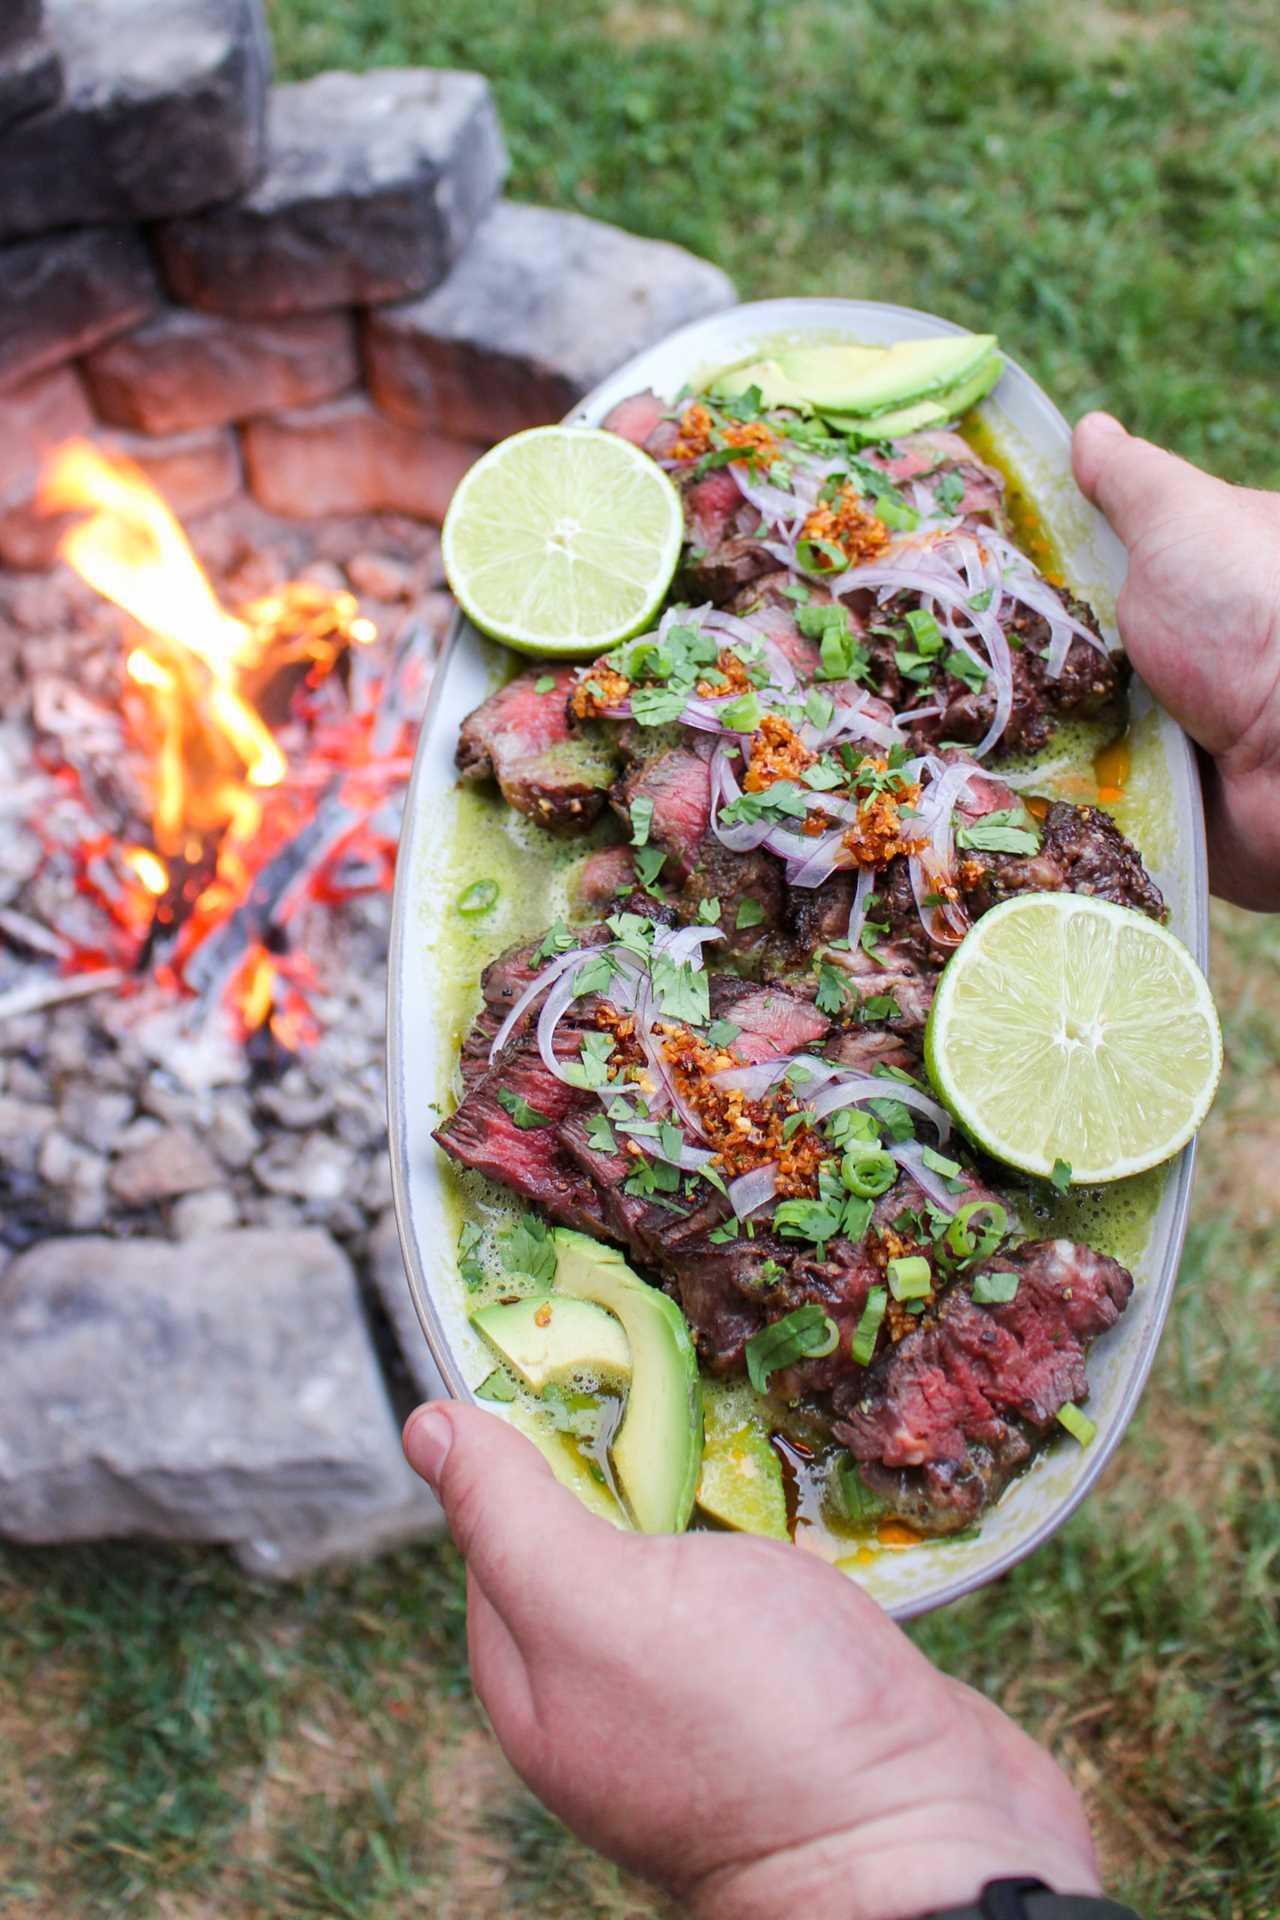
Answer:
xmin=925 ymin=893 xmax=1222 ymax=1184
xmin=442 ymin=425 xmax=683 ymax=658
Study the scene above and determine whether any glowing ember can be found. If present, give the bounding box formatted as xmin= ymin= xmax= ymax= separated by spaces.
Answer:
xmin=35 ymin=439 xmax=426 ymax=1048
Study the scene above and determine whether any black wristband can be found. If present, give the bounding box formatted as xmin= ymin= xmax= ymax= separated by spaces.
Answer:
xmin=923 ymin=1878 xmax=1143 ymax=1920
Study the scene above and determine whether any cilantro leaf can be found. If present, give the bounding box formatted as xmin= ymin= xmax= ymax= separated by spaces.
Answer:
xmin=585 ymin=1112 xmax=618 ymax=1153
xmin=955 ymin=808 xmax=1042 ymax=856
xmin=532 ymin=920 xmax=575 ymax=964
xmin=815 ymin=961 xmax=850 ymax=1015
xmin=499 ymin=1214 xmax=557 ymax=1287
xmin=1050 ymin=1158 xmax=1073 ymax=1192
xmin=934 ymin=469 xmax=966 ymax=514
xmin=629 ymin=795 xmax=655 ymax=847
xmin=633 ymin=845 xmax=668 ymax=894
xmin=735 ymin=897 xmax=766 ymax=931
xmin=705 ymin=1018 xmax=741 ymax=1048
xmin=497 ymin=1087 xmax=552 ymax=1129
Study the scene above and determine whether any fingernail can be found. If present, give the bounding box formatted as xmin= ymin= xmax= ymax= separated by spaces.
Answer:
xmin=1081 ymin=410 xmax=1125 ymax=438
xmin=404 ymin=1406 xmax=453 ymax=1488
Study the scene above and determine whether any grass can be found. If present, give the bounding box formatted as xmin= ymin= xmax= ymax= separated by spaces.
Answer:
xmin=4 ymin=0 xmax=1279 ymax=1913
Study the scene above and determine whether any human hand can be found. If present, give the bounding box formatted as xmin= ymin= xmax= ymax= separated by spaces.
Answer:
xmin=404 ymin=1403 xmax=1100 ymax=1920
xmin=1073 ymin=412 xmax=1280 ymax=909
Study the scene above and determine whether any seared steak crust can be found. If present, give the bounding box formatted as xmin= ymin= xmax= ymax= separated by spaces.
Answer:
xmin=833 ymin=1239 xmax=1132 ymax=1531
xmin=457 ymin=665 xmax=619 ymax=833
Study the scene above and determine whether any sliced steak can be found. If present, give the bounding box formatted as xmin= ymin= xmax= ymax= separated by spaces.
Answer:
xmin=862 ymin=431 xmax=1005 ymax=527
xmin=602 ymin=389 xmax=676 ymax=453
xmin=713 ymin=977 xmax=831 ymax=1061
xmin=959 ymin=801 xmax=1165 ymax=921
xmin=434 ymin=1031 xmax=608 ymax=1237
xmin=616 ymin=741 xmax=711 ymax=882
xmin=834 ymin=1238 xmax=1133 ymax=1531
xmin=572 ymin=844 xmax=636 ymax=911
xmin=457 ymin=665 xmax=620 ymax=833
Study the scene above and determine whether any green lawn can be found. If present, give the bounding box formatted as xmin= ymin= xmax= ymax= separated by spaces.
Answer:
xmin=4 ymin=2 xmax=1279 ymax=1914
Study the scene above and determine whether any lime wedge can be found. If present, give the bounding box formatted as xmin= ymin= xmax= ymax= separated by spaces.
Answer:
xmin=924 ymin=893 xmax=1221 ymax=1184
xmin=442 ymin=425 xmax=683 ymax=657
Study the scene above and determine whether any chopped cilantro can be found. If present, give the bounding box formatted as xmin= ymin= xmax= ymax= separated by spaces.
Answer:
xmin=773 ymin=1197 xmax=844 ymax=1244
xmin=584 ymin=1112 xmax=618 ymax=1153
xmin=534 ymin=674 xmax=557 ymax=694
xmin=804 ymin=687 xmax=836 ymax=729
xmin=476 ymin=1368 xmax=517 ymax=1402
xmin=572 ymin=951 xmax=618 ymax=998
xmin=781 ymin=1110 xmax=810 ymax=1141
xmin=955 ymin=808 xmax=1041 ymax=856
xmin=859 ymin=991 xmax=901 ymax=1022
xmin=945 ymin=648 xmax=989 ymax=694
xmin=651 ymin=952 xmax=711 ymax=1025
xmin=735 ymin=896 xmax=766 ymax=931
xmin=697 ymin=895 xmax=722 ymax=925
xmin=496 ymin=1087 xmax=552 ymax=1129
xmin=561 ymin=1029 xmax=617 ymax=1089
xmin=633 ymin=844 xmax=668 ymax=894
xmin=1051 ymin=1158 xmax=1074 ymax=1192
xmin=499 ymin=1214 xmax=557 ymax=1287
xmin=629 ymin=795 xmax=655 ymax=847
xmin=973 ymin=1270 xmax=1021 ymax=1305
xmin=934 ymin=469 xmax=966 ymax=514
xmin=705 ymin=1018 xmax=741 ymax=1048
xmin=744 ymin=1304 xmax=839 ymax=1392
xmin=815 ymin=961 xmax=850 ymax=1015
xmin=720 ymin=690 xmax=763 ymax=733
xmin=606 ymin=910 xmax=655 ymax=953
xmin=457 ymin=1220 xmax=486 ymax=1290
xmin=657 ymin=1120 xmax=685 ymax=1165
xmin=532 ymin=919 xmax=575 ymax=964
xmin=630 ymin=684 xmax=688 ymax=726
xmin=904 ymin=608 xmax=944 ymax=655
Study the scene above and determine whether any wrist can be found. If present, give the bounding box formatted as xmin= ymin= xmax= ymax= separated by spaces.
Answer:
xmin=687 ymin=1813 xmax=1101 ymax=1920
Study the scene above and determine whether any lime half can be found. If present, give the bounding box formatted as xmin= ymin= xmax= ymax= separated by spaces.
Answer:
xmin=442 ymin=426 xmax=683 ymax=657
xmin=925 ymin=893 xmax=1221 ymax=1184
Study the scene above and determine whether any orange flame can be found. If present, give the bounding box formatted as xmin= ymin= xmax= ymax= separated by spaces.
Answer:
xmin=41 ymin=442 xmax=286 ymax=853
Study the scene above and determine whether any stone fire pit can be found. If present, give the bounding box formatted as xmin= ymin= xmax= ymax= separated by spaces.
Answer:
xmin=0 ymin=0 xmax=733 ymax=1574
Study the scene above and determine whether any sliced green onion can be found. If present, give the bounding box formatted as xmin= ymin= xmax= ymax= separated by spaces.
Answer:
xmin=851 ymin=1286 xmax=887 ymax=1365
xmin=1057 ymin=1402 xmax=1096 ymax=1446
xmin=456 ymin=878 xmax=499 ymax=917
xmin=945 ymin=1201 xmax=1008 ymax=1262
xmin=887 ymin=1255 xmax=932 ymax=1301
xmin=837 ymin=1456 xmax=887 ymax=1525
xmin=744 ymin=1304 xmax=840 ymax=1393
xmin=840 ymin=1147 xmax=897 ymax=1198
xmin=973 ymin=1270 xmax=1020 ymax=1305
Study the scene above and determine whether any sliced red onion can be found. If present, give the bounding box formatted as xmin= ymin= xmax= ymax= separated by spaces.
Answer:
xmin=890 ymin=1140 xmax=964 ymax=1213
xmin=847 ymin=864 xmax=875 ymax=948
xmin=728 ymin=1163 xmax=779 ymax=1219
xmin=712 ymin=1053 xmax=843 ymax=1099
xmin=487 ymin=945 xmax=592 ymax=1062
xmin=679 ymin=1142 xmax=718 ymax=1173
xmin=726 ymin=461 xmax=808 ymax=528
xmin=786 ymin=828 xmax=849 ymax=889
xmin=709 ymin=740 xmax=773 ymax=853
xmin=536 ymin=967 xmax=588 ymax=1083
xmin=810 ymin=1073 xmax=952 ymax=1141
xmin=654 ymin=923 xmax=724 ymax=965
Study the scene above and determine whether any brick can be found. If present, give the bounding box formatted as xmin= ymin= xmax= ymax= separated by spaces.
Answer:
xmin=155 ymin=67 xmax=506 ymax=319
xmin=0 ymin=3 xmax=43 ymax=57
xmin=365 ymin=200 xmax=736 ymax=443
xmin=0 ymin=226 xmax=159 ymax=392
xmin=0 ymin=0 xmax=271 ymax=243
xmin=102 ymin=423 xmax=243 ymax=520
xmin=0 ymin=33 xmax=61 ymax=135
xmin=0 ymin=362 xmax=94 ymax=512
xmin=241 ymin=393 xmax=480 ymax=522
xmin=82 ymin=306 xmax=358 ymax=435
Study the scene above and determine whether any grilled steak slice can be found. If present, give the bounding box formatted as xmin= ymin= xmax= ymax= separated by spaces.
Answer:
xmin=712 ymin=977 xmax=831 ymax=1060
xmin=866 ymin=430 xmax=1005 ymax=527
xmin=572 ymin=844 xmax=637 ymax=911
xmin=900 ymin=596 xmax=1125 ymax=757
xmin=435 ymin=1031 xmax=608 ymax=1237
xmin=834 ymin=1238 xmax=1133 ymax=1531
xmin=617 ymin=740 xmax=711 ymax=881
xmin=457 ymin=665 xmax=619 ymax=833
xmin=959 ymin=801 xmax=1165 ymax=921
xmin=602 ymin=389 xmax=676 ymax=453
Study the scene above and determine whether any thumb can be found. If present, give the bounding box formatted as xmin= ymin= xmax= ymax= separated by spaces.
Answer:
xmin=1072 ymin=410 xmax=1211 ymax=547
xmin=403 ymin=1400 xmax=627 ymax=1625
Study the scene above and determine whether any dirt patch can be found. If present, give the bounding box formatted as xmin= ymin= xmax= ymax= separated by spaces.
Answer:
xmin=606 ymin=2 xmax=700 ymax=47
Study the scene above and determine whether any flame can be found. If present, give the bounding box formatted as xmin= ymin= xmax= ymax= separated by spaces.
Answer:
xmin=122 ymin=846 xmax=170 ymax=897
xmin=42 ymin=442 xmax=286 ymax=853
xmin=37 ymin=438 xmax=400 ymax=1053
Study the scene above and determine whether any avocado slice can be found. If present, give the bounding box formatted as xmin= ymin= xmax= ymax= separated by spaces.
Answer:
xmin=553 ymin=1229 xmax=702 ymax=1533
xmin=710 ymin=351 xmax=875 ymax=412
xmin=696 ymin=1381 xmax=788 ymax=1540
xmin=777 ymin=333 xmax=997 ymax=415
xmin=820 ymin=348 xmax=1003 ymax=443
xmin=505 ymin=1403 xmax=628 ymax=1527
xmin=471 ymin=1295 xmax=630 ymax=1393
